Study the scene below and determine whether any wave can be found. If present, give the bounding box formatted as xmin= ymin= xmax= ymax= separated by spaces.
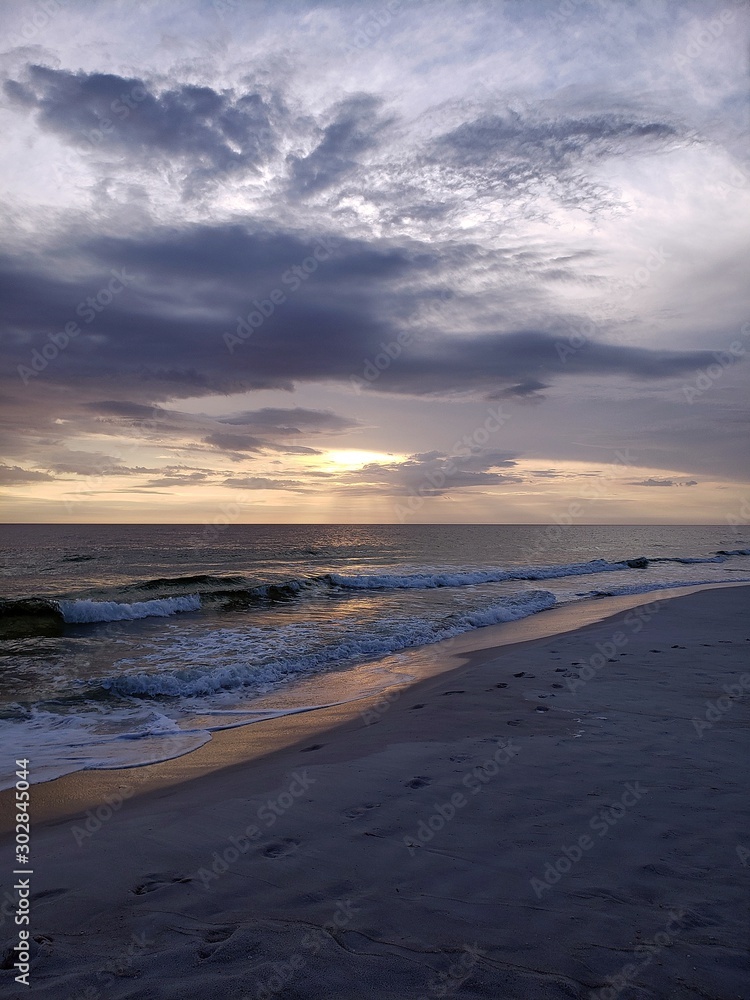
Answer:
xmin=0 ymin=594 xmax=201 ymax=634
xmin=100 ymin=589 xmax=557 ymax=698
xmin=58 ymin=595 xmax=202 ymax=624
xmin=652 ymin=555 xmax=726 ymax=565
xmin=4 ymin=547 xmax=749 ymax=635
xmin=0 ymin=597 xmax=63 ymax=620
xmin=324 ymin=558 xmax=638 ymax=590
xmin=0 ymin=598 xmax=64 ymax=637
xmin=126 ymin=573 xmax=247 ymax=592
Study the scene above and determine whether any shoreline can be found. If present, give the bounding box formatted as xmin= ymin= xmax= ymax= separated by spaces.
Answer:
xmin=3 ymin=583 xmax=749 ymax=997
xmin=3 ymin=579 xmax=746 ymax=835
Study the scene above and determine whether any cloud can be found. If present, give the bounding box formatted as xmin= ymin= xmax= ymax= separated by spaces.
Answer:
xmin=629 ymin=478 xmax=698 ymax=487
xmin=488 ymin=379 xmax=550 ymax=400
xmin=1 ymin=223 xmax=718 ymax=421
xmin=1 ymin=1 xmax=748 ymax=510
xmin=223 ymin=476 xmax=305 ymax=491
xmin=142 ymin=472 xmax=210 ymax=487
xmin=287 ymin=93 xmax=392 ymax=197
xmin=44 ymin=450 xmax=135 ymax=476
xmin=202 ymin=432 xmax=265 ymax=454
xmin=0 ymin=464 xmax=53 ymax=484
xmin=217 ymin=407 xmax=359 ymax=434
xmin=4 ymin=66 xmax=279 ymax=194
xmin=202 ymin=431 xmax=322 ymax=456
xmin=339 ymin=449 xmax=522 ymax=497
xmin=421 ymin=105 xmax=688 ymax=218
xmin=83 ymin=401 xmax=166 ymax=419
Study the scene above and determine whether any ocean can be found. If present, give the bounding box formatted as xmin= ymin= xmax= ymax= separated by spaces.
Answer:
xmin=1 ymin=523 xmax=749 ymax=789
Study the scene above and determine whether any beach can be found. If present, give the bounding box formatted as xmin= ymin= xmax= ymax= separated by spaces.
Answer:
xmin=2 ymin=584 xmax=749 ymax=999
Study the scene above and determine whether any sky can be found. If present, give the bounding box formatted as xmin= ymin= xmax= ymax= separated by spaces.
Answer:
xmin=1 ymin=0 xmax=749 ymax=524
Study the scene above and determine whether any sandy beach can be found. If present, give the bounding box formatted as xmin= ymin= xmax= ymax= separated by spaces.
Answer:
xmin=2 ymin=584 xmax=749 ymax=999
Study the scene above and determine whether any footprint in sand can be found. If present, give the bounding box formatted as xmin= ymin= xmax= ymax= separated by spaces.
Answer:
xmin=442 ymin=689 xmax=465 ymax=695
xmin=300 ymin=743 xmax=324 ymax=752
xmin=552 ymin=683 xmax=563 ymax=689
xmin=406 ymin=776 xmax=431 ymax=788
xmin=132 ymin=875 xmax=192 ymax=895
xmin=202 ymin=926 xmax=235 ymax=944
xmin=32 ymin=888 xmax=69 ymax=902
xmin=262 ymin=838 xmax=300 ymax=859
xmin=494 ymin=682 xmax=508 ymax=688
xmin=535 ymin=705 xmax=550 ymax=712
xmin=410 ymin=703 xmax=426 ymax=710
xmin=344 ymin=803 xmax=380 ymax=820
xmin=507 ymin=719 xmax=523 ymax=726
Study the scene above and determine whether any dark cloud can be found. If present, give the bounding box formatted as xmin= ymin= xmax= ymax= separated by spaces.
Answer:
xmin=201 ymin=432 xmax=265 ymax=454
xmin=202 ymin=431 xmax=321 ymax=456
xmin=4 ymin=66 xmax=279 ymax=193
xmin=488 ymin=379 xmax=550 ymax=399
xmin=437 ymin=112 xmax=680 ymax=169
xmin=1 ymin=222 xmax=718 ymax=435
xmin=446 ymin=450 xmax=518 ymax=473
xmin=429 ymin=109 xmax=685 ymax=213
xmin=83 ymin=401 xmax=166 ymax=419
xmin=287 ymin=94 xmax=391 ymax=197
xmin=373 ymin=331 xmax=720 ymax=396
xmin=217 ymin=407 xmax=359 ymax=434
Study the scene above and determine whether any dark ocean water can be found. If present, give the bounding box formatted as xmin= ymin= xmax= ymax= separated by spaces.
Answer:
xmin=1 ymin=523 xmax=748 ymax=787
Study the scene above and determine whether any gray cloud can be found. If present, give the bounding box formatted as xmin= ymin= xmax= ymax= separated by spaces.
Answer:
xmin=4 ymin=65 xmax=279 ymax=194
xmin=339 ymin=449 xmax=523 ymax=497
xmin=287 ymin=93 xmax=391 ymax=197
xmin=1 ymin=223 xmax=718 ymax=424
xmin=0 ymin=464 xmax=53 ymax=484
xmin=417 ymin=106 xmax=689 ymax=219
xmin=223 ymin=476 xmax=305 ymax=490
xmin=1 ymin=1 xmax=748 ymax=507
xmin=217 ymin=407 xmax=359 ymax=434
xmin=630 ymin=478 xmax=699 ymax=487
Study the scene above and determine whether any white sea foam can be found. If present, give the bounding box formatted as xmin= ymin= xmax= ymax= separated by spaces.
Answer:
xmin=102 ymin=589 xmax=557 ymax=698
xmin=326 ymin=559 xmax=632 ymax=589
xmin=0 ymin=708 xmax=211 ymax=790
xmin=59 ymin=594 xmax=201 ymax=623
